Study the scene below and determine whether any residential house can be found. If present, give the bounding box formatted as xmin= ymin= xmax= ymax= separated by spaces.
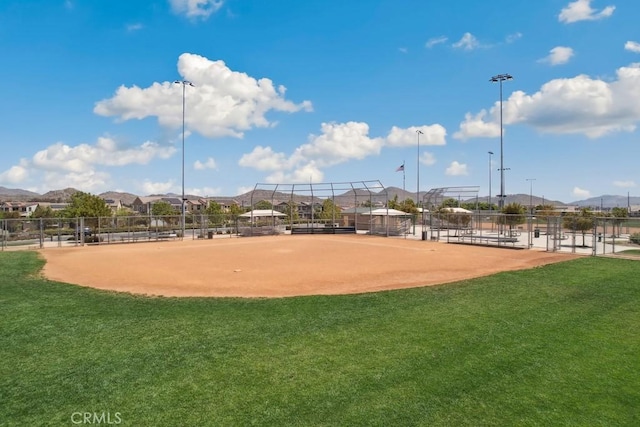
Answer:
xmin=0 ymin=201 xmax=40 ymax=217
xmin=203 ymin=197 xmax=242 ymax=213
xmin=297 ymin=201 xmax=323 ymax=220
xmin=102 ymin=198 xmax=123 ymax=214
xmin=132 ymin=196 xmax=182 ymax=214
xmin=186 ymin=199 xmax=206 ymax=214
xmin=36 ymin=202 xmax=69 ymax=214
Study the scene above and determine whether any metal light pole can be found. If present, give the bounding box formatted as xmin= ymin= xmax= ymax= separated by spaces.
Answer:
xmin=416 ymin=130 xmax=423 ymax=207
xmin=488 ymin=151 xmax=494 ymax=232
xmin=174 ymin=80 xmax=194 ymax=239
xmin=496 ymin=166 xmax=510 ymax=236
xmin=490 ymin=74 xmax=513 ymax=210
xmin=488 ymin=151 xmax=493 ymax=212
xmin=526 ymin=178 xmax=536 ymax=214
xmin=526 ymin=178 xmax=536 ymax=247
xmin=416 ymin=130 xmax=423 ymax=236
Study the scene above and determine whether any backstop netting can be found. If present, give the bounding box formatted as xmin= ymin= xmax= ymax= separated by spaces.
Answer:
xmin=243 ymin=180 xmax=408 ymax=236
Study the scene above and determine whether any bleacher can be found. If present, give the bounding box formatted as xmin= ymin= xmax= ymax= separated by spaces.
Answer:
xmin=290 ymin=226 xmax=356 ymax=235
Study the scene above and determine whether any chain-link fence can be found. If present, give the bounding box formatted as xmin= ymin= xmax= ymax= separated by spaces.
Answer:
xmin=1 ymin=211 xmax=397 ymax=250
xmin=2 ymin=213 xmax=639 ymax=257
xmin=0 ymin=214 xmax=239 ymax=251
xmin=419 ymin=211 xmax=640 ymax=256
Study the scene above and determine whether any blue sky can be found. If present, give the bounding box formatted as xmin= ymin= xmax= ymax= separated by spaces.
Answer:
xmin=0 ymin=0 xmax=638 ymax=203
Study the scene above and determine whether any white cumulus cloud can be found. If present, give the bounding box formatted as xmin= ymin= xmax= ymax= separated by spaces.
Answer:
xmin=572 ymin=187 xmax=591 ymax=198
xmin=290 ymin=122 xmax=385 ymax=168
xmin=141 ymin=180 xmax=175 ymax=195
xmin=169 ymin=0 xmax=224 ymax=20
xmin=445 ymin=161 xmax=468 ymax=176
xmin=239 ymin=146 xmax=291 ymax=172
xmin=188 ymin=186 xmax=222 ymax=196
xmin=31 ymin=137 xmax=176 ymax=173
xmin=126 ymin=23 xmax=144 ymax=32
xmin=539 ymin=46 xmax=574 ymax=65
xmin=420 ymin=152 xmax=436 ymax=167
xmin=239 ymin=121 xmax=446 ymax=186
xmin=95 ymin=53 xmax=312 ymax=139
xmin=452 ymin=33 xmax=480 ymax=50
xmin=0 ymin=137 xmax=177 ymax=193
xmin=0 ymin=164 xmax=29 ymax=184
xmin=426 ymin=36 xmax=448 ymax=48
xmin=385 ymin=125 xmax=447 ymax=147
xmin=455 ymin=63 xmax=640 ymax=139
xmin=194 ymin=157 xmax=217 ymax=170
xmin=506 ymin=32 xmax=523 ymax=44
xmin=559 ymin=0 xmax=615 ymax=23
xmin=613 ymin=180 xmax=636 ymax=188
xmin=625 ymin=41 xmax=640 ymax=53
xmin=453 ymin=111 xmax=501 ymax=140
xmin=43 ymin=170 xmax=111 ymax=192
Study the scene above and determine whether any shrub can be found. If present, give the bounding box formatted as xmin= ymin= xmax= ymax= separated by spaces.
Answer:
xmin=630 ymin=233 xmax=640 ymax=245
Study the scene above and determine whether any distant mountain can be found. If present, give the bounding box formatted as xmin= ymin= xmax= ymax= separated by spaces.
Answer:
xmin=233 ymin=189 xmax=324 ymax=206
xmin=0 ymin=186 xmax=41 ymax=201
xmin=2 ymin=185 xmax=638 ymax=210
xmin=39 ymin=188 xmax=79 ymax=202
xmin=99 ymin=191 xmax=139 ymax=206
xmin=486 ymin=194 xmax=565 ymax=207
xmin=570 ymin=195 xmax=640 ymax=209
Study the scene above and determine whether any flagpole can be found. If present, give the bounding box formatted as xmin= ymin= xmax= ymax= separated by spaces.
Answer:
xmin=402 ymin=160 xmax=405 ymax=196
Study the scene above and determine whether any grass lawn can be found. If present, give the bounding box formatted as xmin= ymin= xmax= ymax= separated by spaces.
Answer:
xmin=1 ymin=252 xmax=639 ymax=426
xmin=618 ymin=249 xmax=640 ymax=257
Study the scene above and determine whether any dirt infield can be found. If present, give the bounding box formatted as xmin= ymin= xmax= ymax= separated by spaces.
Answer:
xmin=41 ymin=235 xmax=578 ymax=298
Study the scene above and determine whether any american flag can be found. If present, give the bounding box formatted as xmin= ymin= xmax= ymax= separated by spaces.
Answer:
xmin=396 ymin=164 xmax=404 ymax=172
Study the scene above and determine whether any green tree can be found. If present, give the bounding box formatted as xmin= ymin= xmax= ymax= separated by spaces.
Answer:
xmin=533 ymin=204 xmax=559 ymax=233
xmin=432 ymin=206 xmax=471 ymax=232
xmin=317 ymin=199 xmax=341 ymax=221
xmin=282 ymin=201 xmax=300 ymax=222
xmin=0 ymin=211 xmax=21 ymax=232
xmin=497 ymin=203 xmax=526 ymax=234
xmin=205 ymin=201 xmax=224 ymax=226
xmin=448 ymin=211 xmax=472 ymax=232
xmin=152 ymin=200 xmax=178 ymax=217
xmin=229 ymin=203 xmax=244 ymax=217
xmin=114 ymin=207 xmax=133 ymax=229
xmin=563 ymin=208 xmax=594 ymax=247
xmin=398 ymin=198 xmax=418 ymax=214
xmin=388 ymin=195 xmax=400 ymax=210
xmin=254 ymin=200 xmax=273 ymax=210
xmin=115 ymin=207 xmax=133 ymax=217
xmin=460 ymin=202 xmax=477 ymax=211
xmin=31 ymin=205 xmax=57 ymax=218
xmin=466 ymin=201 xmax=496 ymax=211
xmin=441 ymin=198 xmax=459 ymax=208
xmin=610 ymin=207 xmax=629 ymax=237
xmin=535 ymin=204 xmax=557 ymax=219
xmin=61 ymin=192 xmax=112 ymax=224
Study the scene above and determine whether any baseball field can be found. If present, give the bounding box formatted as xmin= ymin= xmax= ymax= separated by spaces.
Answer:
xmin=1 ymin=236 xmax=639 ymax=425
xmin=41 ymin=235 xmax=573 ymax=297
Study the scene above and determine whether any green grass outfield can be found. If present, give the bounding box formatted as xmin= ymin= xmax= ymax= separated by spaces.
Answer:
xmin=1 ymin=252 xmax=639 ymax=426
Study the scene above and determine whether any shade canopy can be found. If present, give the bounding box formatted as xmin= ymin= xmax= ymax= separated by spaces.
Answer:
xmin=361 ymin=208 xmax=412 ymax=216
xmin=443 ymin=207 xmax=472 ymax=213
xmin=239 ymin=209 xmax=286 ymax=218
